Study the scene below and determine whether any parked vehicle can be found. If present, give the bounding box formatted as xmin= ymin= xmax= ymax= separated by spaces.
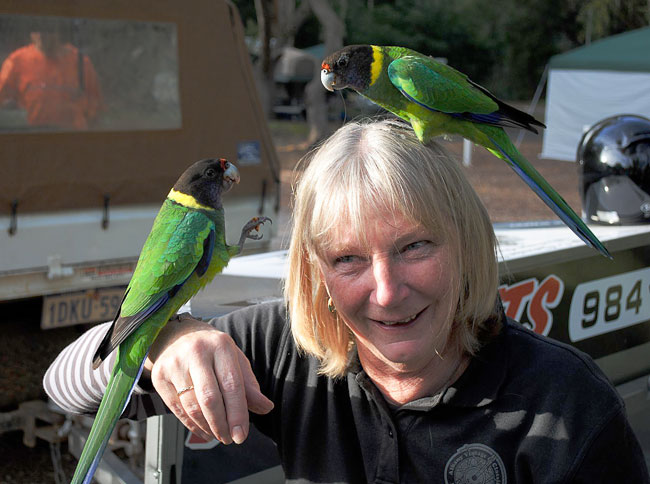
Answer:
xmin=0 ymin=4 xmax=280 ymax=480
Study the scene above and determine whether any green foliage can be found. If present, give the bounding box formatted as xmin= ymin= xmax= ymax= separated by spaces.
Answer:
xmin=232 ymin=0 xmax=257 ymax=24
xmin=575 ymin=0 xmax=649 ymax=43
xmin=490 ymin=0 xmax=579 ymax=99
xmin=345 ymin=1 xmax=505 ymax=94
xmin=343 ymin=0 xmax=649 ymax=99
xmin=234 ymin=0 xmax=650 ymax=100
xmin=295 ymin=14 xmax=321 ymax=48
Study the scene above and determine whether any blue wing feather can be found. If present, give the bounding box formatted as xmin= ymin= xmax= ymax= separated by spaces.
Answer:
xmin=487 ymin=135 xmax=611 ymax=258
xmin=397 ymin=86 xmax=535 ymax=131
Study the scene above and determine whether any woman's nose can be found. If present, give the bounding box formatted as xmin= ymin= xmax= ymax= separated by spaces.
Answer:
xmin=371 ymin=256 xmax=407 ymax=307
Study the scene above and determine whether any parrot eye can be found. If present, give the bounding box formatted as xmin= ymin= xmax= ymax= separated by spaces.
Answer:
xmin=205 ymin=168 xmax=217 ymax=179
xmin=337 ymin=56 xmax=348 ymax=68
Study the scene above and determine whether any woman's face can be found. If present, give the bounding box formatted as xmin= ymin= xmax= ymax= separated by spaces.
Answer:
xmin=318 ymin=210 xmax=457 ymax=375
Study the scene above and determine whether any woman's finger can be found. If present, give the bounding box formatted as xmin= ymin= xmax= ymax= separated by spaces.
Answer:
xmin=190 ymin=357 xmax=231 ymax=444
xmin=151 ymin=345 xmax=216 ymax=442
xmin=155 ymin=379 xmax=213 ymax=442
xmin=237 ymin=351 xmax=275 ymax=415
xmin=213 ymin=342 xmax=248 ymax=444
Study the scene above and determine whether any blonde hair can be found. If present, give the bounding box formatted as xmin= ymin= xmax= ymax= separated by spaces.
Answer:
xmin=285 ymin=118 xmax=499 ymax=377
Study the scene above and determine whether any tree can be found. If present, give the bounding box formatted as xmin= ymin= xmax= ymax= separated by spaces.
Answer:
xmin=575 ymin=0 xmax=650 ymax=44
xmin=343 ymin=0 xmax=650 ymax=100
xmin=304 ymin=0 xmax=345 ymax=143
xmin=253 ymin=0 xmax=275 ymax=116
xmin=244 ymin=0 xmax=344 ymax=142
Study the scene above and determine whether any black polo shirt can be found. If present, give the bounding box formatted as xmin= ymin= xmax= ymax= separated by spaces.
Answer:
xmin=210 ymin=300 xmax=648 ymax=483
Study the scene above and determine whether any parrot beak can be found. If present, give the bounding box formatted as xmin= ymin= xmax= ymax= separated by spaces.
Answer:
xmin=222 ymin=160 xmax=240 ymax=192
xmin=321 ymin=68 xmax=336 ymax=92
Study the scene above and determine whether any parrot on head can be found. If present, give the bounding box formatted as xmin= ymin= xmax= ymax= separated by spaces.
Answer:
xmin=321 ymin=45 xmax=611 ymax=259
xmin=70 ymin=158 xmax=271 ymax=484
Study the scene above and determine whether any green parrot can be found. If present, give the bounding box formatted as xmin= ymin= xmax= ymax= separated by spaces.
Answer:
xmin=71 ymin=158 xmax=270 ymax=484
xmin=321 ymin=45 xmax=611 ymax=259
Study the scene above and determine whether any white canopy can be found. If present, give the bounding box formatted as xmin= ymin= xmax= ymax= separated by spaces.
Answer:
xmin=541 ymin=27 xmax=650 ymax=161
xmin=542 ymin=69 xmax=650 ymax=161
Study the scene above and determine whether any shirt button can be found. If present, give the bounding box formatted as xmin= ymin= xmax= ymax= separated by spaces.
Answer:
xmin=388 ymin=429 xmax=394 ymax=438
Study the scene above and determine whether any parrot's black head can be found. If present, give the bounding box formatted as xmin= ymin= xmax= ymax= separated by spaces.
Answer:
xmin=172 ymin=158 xmax=240 ymax=210
xmin=321 ymin=45 xmax=374 ymax=93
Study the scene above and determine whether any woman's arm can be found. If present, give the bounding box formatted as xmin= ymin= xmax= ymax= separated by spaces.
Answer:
xmin=43 ymin=312 xmax=274 ymax=444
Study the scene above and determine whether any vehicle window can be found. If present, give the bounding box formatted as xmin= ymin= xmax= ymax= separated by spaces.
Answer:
xmin=0 ymin=14 xmax=181 ymax=132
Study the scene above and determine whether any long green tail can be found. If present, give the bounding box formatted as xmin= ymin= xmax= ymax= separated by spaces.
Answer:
xmin=485 ymin=130 xmax=612 ymax=259
xmin=71 ymin=348 xmax=146 ymax=484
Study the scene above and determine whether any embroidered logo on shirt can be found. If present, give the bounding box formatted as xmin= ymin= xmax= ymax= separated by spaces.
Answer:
xmin=444 ymin=443 xmax=507 ymax=484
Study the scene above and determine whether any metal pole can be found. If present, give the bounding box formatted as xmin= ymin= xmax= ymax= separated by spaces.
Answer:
xmin=462 ymin=139 xmax=472 ymax=167
xmin=145 ymin=415 xmax=185 ymax=484
xmin=515 ymin=63 xmax=549 ymax=149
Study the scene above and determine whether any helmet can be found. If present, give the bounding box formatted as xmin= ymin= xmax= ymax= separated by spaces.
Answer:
xmin=577 ymin=114 xmax=650 ymax=225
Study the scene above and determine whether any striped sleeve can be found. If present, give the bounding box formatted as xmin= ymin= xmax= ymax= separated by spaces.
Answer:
xmin=43 ymin=322 xmax=115 ymax=414
xmin=42 ymin=322 xmax=169 ymax=419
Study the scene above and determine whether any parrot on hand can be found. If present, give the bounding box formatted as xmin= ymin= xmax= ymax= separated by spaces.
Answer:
xmin=321 ymin=45 xmax=611 ymax=259
xmin=70 ymin=158 xmax=271 ymax=484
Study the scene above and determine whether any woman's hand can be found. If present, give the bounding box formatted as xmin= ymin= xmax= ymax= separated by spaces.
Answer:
xmin=145 ymin=315 xmax=274 ymax=444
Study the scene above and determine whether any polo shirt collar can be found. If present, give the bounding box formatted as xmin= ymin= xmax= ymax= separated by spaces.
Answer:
xmin=348 ymin=308 xmax=510 ymax=411
xmin=439 ymin=321 xmax=509 ymax=408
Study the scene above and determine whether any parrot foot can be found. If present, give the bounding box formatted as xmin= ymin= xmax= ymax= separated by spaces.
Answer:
xmin=236 ymin=216 xmax=272 ymax=253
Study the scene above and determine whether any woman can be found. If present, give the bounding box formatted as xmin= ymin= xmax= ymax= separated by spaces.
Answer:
xmin=45 ymin=119 xmax=648 ymax=482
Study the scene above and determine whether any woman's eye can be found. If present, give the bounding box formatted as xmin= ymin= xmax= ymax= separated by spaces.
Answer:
xmin=405 ymin=241 xmax=425 ymax=250
xmin=402 ymin=240 xmax=431 ymax=254
xmin=334 ymin=255 xmax=356 ymax=264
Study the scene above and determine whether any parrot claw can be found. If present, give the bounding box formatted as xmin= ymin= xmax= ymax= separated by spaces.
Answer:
xmin=236 ymin=216 xmax=272 ymax=253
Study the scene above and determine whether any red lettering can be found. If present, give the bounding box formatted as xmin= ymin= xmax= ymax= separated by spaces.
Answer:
xmin=499 ymin=279 xmax=536 ymax=321
xmin=528 ymin=275 xmax=564 ymax=336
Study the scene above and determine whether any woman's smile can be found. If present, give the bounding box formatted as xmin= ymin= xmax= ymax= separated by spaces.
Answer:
xmin=370 ymin=306 xmax=427 ymax=327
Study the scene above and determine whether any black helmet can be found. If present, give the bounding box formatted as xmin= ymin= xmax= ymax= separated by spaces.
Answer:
xmin=577 ymin=114 xmax=650 ymax=225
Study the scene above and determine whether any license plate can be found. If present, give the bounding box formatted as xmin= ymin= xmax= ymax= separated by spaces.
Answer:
xmin=41 ymin=287 xmax=126 ymax=329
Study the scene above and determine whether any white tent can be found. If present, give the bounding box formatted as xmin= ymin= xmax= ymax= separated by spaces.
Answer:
xmin=542 ymin=27 xmax=650 ymax=161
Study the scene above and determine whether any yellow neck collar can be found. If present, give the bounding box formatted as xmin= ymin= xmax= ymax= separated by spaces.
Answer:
xmin=167 ymin=188 xmax=214 ymax=211
xmin=370 ymin=46 xmax=384 ymax=86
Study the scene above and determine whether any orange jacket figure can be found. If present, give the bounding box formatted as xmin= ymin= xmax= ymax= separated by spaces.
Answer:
xmin=0 ymin=32 xmax=103 ymax=130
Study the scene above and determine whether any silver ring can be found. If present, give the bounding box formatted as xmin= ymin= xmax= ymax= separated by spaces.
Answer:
xmin=176 ymin=385 xmax=194 ymax=397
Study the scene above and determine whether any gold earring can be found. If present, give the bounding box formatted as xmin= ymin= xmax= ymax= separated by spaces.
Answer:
xmin=327 ymin=297 xmax=336 ymax=313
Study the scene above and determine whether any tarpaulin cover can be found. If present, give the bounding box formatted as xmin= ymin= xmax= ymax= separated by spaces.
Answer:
xmin=0 ymin=0 xmax=279 ymax=214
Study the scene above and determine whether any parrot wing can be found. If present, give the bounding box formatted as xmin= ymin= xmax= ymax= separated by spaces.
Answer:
xmin=387 ymin=56 xmax=497 ymax=114
xmin=387 ymin=56 xmax=543 ymax=132
xmin=92 ymin=208 xmax=215 ymax=367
